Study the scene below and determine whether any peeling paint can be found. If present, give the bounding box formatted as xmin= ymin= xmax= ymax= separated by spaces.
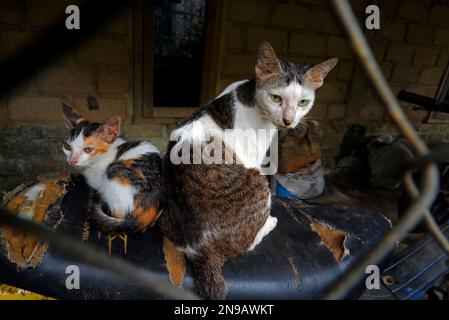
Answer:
xmin=280 ymin=200 xmax=301 ymax=225
xmin=288 ymin=256 xmax=301 ymax=288
xmin=309 ymin=218 xmax=348 ymax=263
xmin=280 ymin=199 xmax=352 ymax=262
xmin=0 ymin=177 xmax=68 ymax=269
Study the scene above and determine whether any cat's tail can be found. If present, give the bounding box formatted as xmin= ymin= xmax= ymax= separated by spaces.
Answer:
xmin=89 ymin=204 xmax=161 ymax=234
xmin=190 ymin=250 xmax=227 ymax=300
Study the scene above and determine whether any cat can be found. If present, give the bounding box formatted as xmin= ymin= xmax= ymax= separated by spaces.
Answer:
xmin=61 ymin=103 xmax=163 ymax=234
xmin=159 ymin=41 xmax=337 ymax=299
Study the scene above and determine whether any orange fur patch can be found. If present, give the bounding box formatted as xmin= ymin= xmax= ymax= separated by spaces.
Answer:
xmin=163 ymin=236 xmax=186 ymax=287
xmin=122 ymin=159 xmax=134 ymax=167
xmin=114 ymin=176 xmax=131 ymax=186
xmin=133 ymin=207 xmax=158 ymax=229
xmin=83 ymin=135 xmax=109 ymax=157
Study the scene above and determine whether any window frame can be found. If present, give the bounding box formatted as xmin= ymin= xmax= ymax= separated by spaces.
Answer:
xmin=132 ymin=0 xmax=224 ymax=123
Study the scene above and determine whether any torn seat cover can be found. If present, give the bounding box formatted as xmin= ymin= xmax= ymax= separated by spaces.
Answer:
xmin=0 ymin=176 xmax=392 ymax=299
xmin=1 ymin=175 xmax=70 ymax=269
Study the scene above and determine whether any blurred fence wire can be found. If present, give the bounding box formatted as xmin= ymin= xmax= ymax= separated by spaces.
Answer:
xmin=323 ymin=0 xmax=449 ymax=299
xmin=0 ymin=208 xmax=199 ymax=300
xmin=0 ymin=0 xmax=448 ymax=300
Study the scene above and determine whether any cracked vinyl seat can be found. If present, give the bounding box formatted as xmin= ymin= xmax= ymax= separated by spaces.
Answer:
xmin=0 ymin=175 xmax=392 ymax=299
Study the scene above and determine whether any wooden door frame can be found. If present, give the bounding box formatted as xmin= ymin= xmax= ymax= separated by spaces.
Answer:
xmin=132 ymin=0 xmax=225 ymax=123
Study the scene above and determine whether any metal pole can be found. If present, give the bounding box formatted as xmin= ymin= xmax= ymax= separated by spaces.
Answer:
xmin=0 ymin=208 xmax=200 ymax=300
xmin=324 ymin=0 xmax=442 ymax=300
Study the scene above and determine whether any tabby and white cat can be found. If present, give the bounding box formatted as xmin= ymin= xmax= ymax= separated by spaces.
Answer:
xmin=61 ymin=103 xmax=163 ymax=233
xmin=160 ymin=42 xmax=338 ymax=299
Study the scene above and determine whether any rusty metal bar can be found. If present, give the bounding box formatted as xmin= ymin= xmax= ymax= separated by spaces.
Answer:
xmin=324 ymin=0 xmax=443 ymax=299
xmin=0 ymin=208 xmax=200 ymax=300
xmin=403 ymin=172 xmax=449 ymax=254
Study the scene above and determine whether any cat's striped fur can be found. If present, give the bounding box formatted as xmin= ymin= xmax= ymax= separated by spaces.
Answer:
xmin=160 ymin=42 xmax=337 ymax=299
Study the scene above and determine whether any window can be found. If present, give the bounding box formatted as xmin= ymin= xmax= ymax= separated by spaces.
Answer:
xmin=154 ymin=0 xmax=206 ymax=107
xmin=134 ymin=0 xmax=224 ymax=119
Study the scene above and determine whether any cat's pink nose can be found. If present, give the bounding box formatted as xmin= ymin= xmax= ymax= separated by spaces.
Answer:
xmin=282 ymin=117 xmax=293 ymax=126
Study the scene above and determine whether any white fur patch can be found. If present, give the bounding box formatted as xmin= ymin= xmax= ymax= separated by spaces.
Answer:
xmin=247 ymin=215 xmax=278 ymax=251
xmin=71 ymin=130 xmax=85 ymax=148
xmin=98 ymin=180 xmax=137 ymax=217
xmin=118 ymin=141 xmax=160 ymax=161
xmin=80 ymin=139 xmax=134 ymax=218
xmin=63 ymin=130 xmax=91 ymax=166
xmin=171 ymin=114 xmax=220 ymax=143
xmin=227 ymin=97 xmax=277 ymax=169
xmin=217 ymin=79 xmax=249 ymax=98
xmin=170 ymin=92 xmax=277 ymax=171
xmin=178 ymin=244 xmax=199 ymax=257
xmin=84 ymin=163 xmax=136 ymax=218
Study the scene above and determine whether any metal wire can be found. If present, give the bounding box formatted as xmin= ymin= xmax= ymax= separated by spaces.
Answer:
xmin=0 ymin=208 xmax=200 ymax=300
xmin=0 ymin=0 xmax=448 ymax=301
xmin=323 ymin=0 xmax=444 ymax=299
xmin=403 ymin=172 xmax=449 ymax=254
xmin=406 ymin=144 xmax=449 ymax=170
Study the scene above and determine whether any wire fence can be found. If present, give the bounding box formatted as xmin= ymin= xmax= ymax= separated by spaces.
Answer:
xmin=0 ymin=0 xmax=448 ymax=300
xmin=322 ymin=0 xmax=447 ymax=299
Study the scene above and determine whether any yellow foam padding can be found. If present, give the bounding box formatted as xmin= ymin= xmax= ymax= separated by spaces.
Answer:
xmin=2 ymin=179 xmax=66 ymax=268
xmin=0 ymin=284 xmax=54 ymax=300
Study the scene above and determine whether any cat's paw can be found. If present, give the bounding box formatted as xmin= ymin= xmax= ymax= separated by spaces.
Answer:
xmin=267 ymin=216 xmax=278 ymax=232
xmin=248 ymin=215 xmax=278 ymax=251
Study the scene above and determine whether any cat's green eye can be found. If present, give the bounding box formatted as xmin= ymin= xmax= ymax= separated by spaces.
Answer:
xmin=298 ymin=99 xmax=310 ymax=107
xmin=270 ymin=94 xmax=282 ymax=104
xmin=84 ymin=147 xmax=94 ymax=153
xmin=63 ymin=142 xmax=71 ymax=151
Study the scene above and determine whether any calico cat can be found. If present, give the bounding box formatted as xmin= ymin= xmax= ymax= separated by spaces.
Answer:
xmin=160 ymin=41 xmax=337 ymax=299
xmin=61 ymin=103 xmax=163 ymax=234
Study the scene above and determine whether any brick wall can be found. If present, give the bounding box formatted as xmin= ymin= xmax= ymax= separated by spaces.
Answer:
xmin=1 ymin=0 xmax=132 ymax=123
xmin=220 ymin=0 xmax=358 ymax=165
xmin=219 ymin=0 xmax=449 ymax=167
xmin=0 ymin=0 xmax=171 ymax=193
xmin=1 ymin=0 xmax=449 ymax=193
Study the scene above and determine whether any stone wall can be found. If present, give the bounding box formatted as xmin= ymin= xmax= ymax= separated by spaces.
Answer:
xmin=1 ymin=0 xmax=449 ymax=194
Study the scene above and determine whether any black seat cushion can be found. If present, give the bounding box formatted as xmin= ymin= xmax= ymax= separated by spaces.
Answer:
xmin=0 ymin=175 xmax=392 ymax=299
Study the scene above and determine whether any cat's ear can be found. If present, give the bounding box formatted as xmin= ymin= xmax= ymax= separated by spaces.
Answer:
xmin=255 ymin=41 xmax=283 ymax=81
xmin=304 ymin=58 xmax=338 ymax=89
xmin=62 ymin=102 xmax=84 ymax=129
xmin=96 ymin=115 xmax=121 ymax=143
